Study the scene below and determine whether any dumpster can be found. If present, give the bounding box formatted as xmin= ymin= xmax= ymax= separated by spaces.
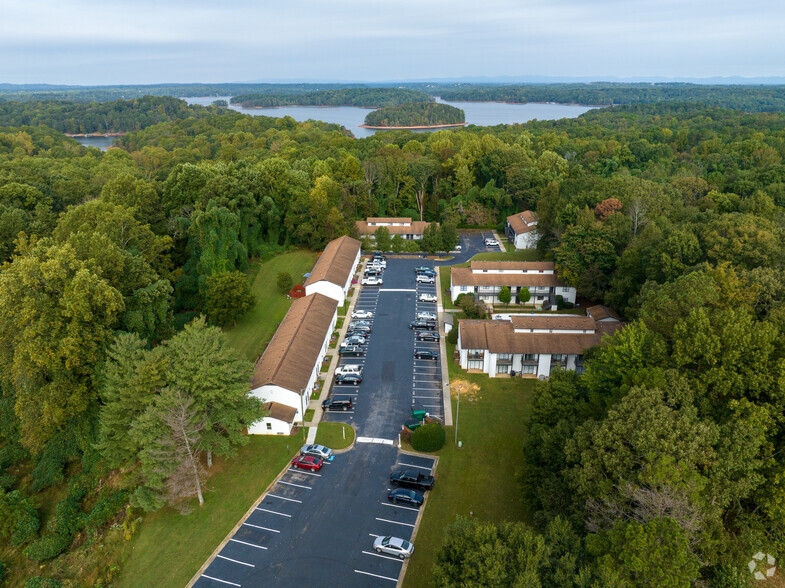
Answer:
xmin=411 ymin=409 xmax=427 ymax=420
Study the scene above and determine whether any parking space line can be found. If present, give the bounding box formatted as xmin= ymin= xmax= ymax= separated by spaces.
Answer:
xmin=381 ymin=502 xmax=420 ymax=512
xmin=361 ymin=550 xmax=406 ymax=563
xmin=201 ymin=573 xmax=241 ymax=586
xmin=354 ymin=570 xmax=399 ymax=582
xmin=278 ymin=480 xmax=312 ymax=490
xmin=217 ymin=554 xmax=255 ymax=567
xmin=243 ymin=522 xmax=281 ymax=533
xmin=229 ymin=538 xmax=267 ymax=550
xmin=369 ymin=533 xmax=383 ymax=538
xmin=256 ymin=507 xmax=292 ymax=517
xmin=267 ymin=494 xmax=301 ymax=503
xmin=287 ymin=469 xmax=322 ymax=477
xmin=413 ymin=396 xmax=441 ymax=399
xmin=375 ymin=517 xmax=415 ymax=527
xmin=397 ymin=462 xmax=433 ymax=471
xmin=422 ymin=404 xmax=442 ymax=408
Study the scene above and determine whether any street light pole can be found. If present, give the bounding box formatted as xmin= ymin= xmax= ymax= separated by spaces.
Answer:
xmin=454 ymin=385 xmax=461 ymax=445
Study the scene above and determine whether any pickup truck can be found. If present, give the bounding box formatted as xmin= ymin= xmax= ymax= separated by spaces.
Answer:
xmin=390 ymin=469 xmax=435 ymax=491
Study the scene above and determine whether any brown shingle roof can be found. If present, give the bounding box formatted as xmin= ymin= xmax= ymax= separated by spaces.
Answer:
xmin=452 ymin=267 xmax=566 ymax=288
xmin=304 ymin=235 xmax=361 ymax=288
xmin=510 ymin=315 xmax=597 ymax=331
xmin=355 ymin=220 xmax=434 ymax=236
xmin=459 ymin=319 xmax=605 ymax=355
xmin=470 ymin=261 xmax=555 ymax=271
xmin=506 ymin=211 xmax=538 ymax=235
xmin=366 ymin=217 xmax=413 ymax=224
xmin=251 ymin=293 xmax=337 ymax=392
xmin=262 ymin=402 xmax=298 ymax=424
xmin=586 ymin=305 xmax=622 ymax=322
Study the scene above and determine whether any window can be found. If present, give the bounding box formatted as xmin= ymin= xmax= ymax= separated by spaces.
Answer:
xmin=497 ymin=353 xmax=512 ymax=360
xmin=266 ymin=422 xmax=272 ymax=430
xmin=552 ymin=354 xmax=565 ymax=362
xmin=523 ymin=354 xmax=538 ymax=361
xmin=522 ymin=364 xmax=536 ymax=374
xmin=468 ymin=360 xmax=483 ymax=370
xmin=496 ymin=364 xmax=509 ymax=374
xmin=468 ymin=349 xmax=484 ymax=360
xmin=460 ymin=286 xmax=467 ymax=292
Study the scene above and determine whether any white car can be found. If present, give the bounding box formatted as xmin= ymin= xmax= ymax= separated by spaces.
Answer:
xmin=416 ymin=275 xmax=435 ymax=284
xmin=373 ymin=536 xmax=414 ymax=559
xmin=418 ymin=293 xmax=437 ymax=302
xmin=484 ymin=238 xmax=499 ymax=247
xmin=416 ymin=312 xmax=437 ymax=321
xmin=362 ymin=277 xmax=383 ymax=286
xmin=369 ymin=260 xmax=386 ymax=268
xmin=335 ymin=364 xmax=362 ymax=377
xmin=352 ymin=309 xmax=374 ymax=319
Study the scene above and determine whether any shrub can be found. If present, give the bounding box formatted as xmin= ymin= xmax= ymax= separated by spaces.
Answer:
xmin=24 ymin=533 xmax=71 ymax=561
xmin=276 ymin=271 xmax=293 ymax=295
xmin=86 ymin=490 xmax=129 ymax=532
xmin=518 ymin=287 xmax=531 ymax=304
xmin=47 ymin=495 xmax=84 ymax=537
xmin=131 ymin=486 xmax=165 ymax=512
xmin=24 ymin=578 xmax=63 ymax=588
xmin=446 ymin=327 xmax=459 ymax=345
xmin=411 ymin=422 xmax=446 ymax=452
xmin=31 ymin=430 xmax=80 ymax=492
xmin=458 ymin=295 xmax=486 ymax=319
xmin=0 ymin=490 xmax=40 ymax=546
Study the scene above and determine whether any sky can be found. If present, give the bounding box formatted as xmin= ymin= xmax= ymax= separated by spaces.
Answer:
xmin=2 ymin=0 xmax=785 ymax=85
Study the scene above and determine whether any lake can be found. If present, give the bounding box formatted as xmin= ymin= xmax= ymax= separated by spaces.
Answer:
xmin=72 ymin=135 xmax=118 ymax=151
xmin=184 ymin=95 xmax=597 ymax=138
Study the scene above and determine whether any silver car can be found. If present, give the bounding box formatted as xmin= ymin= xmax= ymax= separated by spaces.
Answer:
xmin=373 ymin=536 xmax=414 ymax=559
xmin=416 ymin=312 xmax=437 ymax=321
xmin=299 ymin=444 xmax=334 ymax=461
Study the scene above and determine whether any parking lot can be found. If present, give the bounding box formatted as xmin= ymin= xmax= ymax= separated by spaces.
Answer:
xmin=196 ymin=256 xmax=443 ymax=587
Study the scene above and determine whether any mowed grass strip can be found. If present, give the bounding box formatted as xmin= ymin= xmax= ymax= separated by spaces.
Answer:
xmin=470 ymin=249 xmax=543 ymax=262
xmin=314 ymin=422 xmax=355 ymax=450
xmin=403 ymin=342 xmax=535 ymax=587
xmin=224 ymin=250 xmax=318 ymax=361
xmin=114 ymin=436 xmax=297 ymax=588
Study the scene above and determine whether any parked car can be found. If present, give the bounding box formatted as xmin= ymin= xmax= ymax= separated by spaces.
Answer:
xmin=339 ymin=345 xmax=364 ymax=356
xmin=372 ymin=260 xmax=387 ymax=268
xmin=322 ymin=396 xmax=353 ymax=411
xmin=348 ymin=320 xmax=371 ymax=329
xmin=414 ymin=266 xmax=431 ymax=273
xmin=335 ymin=373 xmax=362 ymax=385
xmin=390 ymin=469 xmax=435 ymax=491
xmin=418 ymin=293 xmax=437 ymax=303
xmin=416 ymin=275 xmax=435 ymax=284
xmin=414 ymin=350 xmax=438 ymax=360
xmin=372 ymin=253 xmax=387 ymax=260
xmin=352 ymin=309 xmax=374 ymax=319
xmin=416 ymin=331 xmax=440 ymax=341
xmin=361 ymin=276 xmax=383 ymax=286
xmin=373 ymin=536 xmax=414 ymax=559
xmin=410 ymin=320 xmax=437 ymax=330
xmin=300 ymin=444 xmax=333 ymax=460
xmin=364 ymin=269 xmax=381 ymax=277
xmin=291 ymin=455 xmax=324 ymax=471
xmin=335 ymin=364 xmax=362 ymax=376
xmin=454 ymin=244 xmax=462 ymax=251
xmin=349 ymin=324 xmax=371 ymax=333
xmin=343 ymin=335 xmax=367 ymax=346
xmin=416 ymin=312 xmax=437 ymax=321
xmin=484 ymin=238 xmax=499 ymax=246
xmin=388 ymin=488 xmax=424 ymax=507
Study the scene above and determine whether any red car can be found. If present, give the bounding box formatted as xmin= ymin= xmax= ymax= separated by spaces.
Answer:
xmin=291 ymin=455 xmax=324 ymax=471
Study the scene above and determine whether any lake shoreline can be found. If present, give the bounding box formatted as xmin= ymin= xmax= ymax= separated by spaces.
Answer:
xmin=65 ymin=132 xmax=126 ymax=137
xmin=359 ymin=122 xmax=468 ymax=130
xmin=235 ymin=104 xmax=377 ymax=110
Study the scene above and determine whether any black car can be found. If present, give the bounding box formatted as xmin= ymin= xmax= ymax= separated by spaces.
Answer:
xmin=335 ymin=373 xmax=362 ymax=385
xmin=416 ymin=331 xmax=440 ymax=341
xmin=390 ymin=469 xmax=434 ymax=491
xmin=414 ymin=350 xmax=438 ymax=360
xmin=339 ymin=345 xmax=364 ymax=356
xmin=322 ymin=396 xmax=353 ymax=411
xmin=388 ymin=488 xmax=424 ymax=507
xmin=410 ymin=320 xmax=437 ymax=331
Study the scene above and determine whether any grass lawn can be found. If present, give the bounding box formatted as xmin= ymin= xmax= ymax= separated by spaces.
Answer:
xmin=470 ymin=249 xmax=543 ymax=262
xmin=114 ymin=436 xmax=297 ymax=588
xmin=320 ymin=355 xmax=332 ymax=373
xmin=223 ymin=250 xmax=318 ymax=361
xmin=439 ymin=267 xmax=456 ymax=310
xmin=403 ymin=342 xmax=536 ymax=587
xmin=304 ymin=408 xmax=315 ymax=422
xmin=314 ymin=422 xmax=355 ymax=450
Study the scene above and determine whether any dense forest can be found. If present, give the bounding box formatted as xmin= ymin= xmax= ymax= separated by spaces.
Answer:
xmin=437 ymin=82 xmax=785 ymax=112
xmin=230 ymin=88 xmax=431 ymax=108
xmin=0 ymin=96 xmax=217 ymax=134
xmin=2 ymin=94 xmax=785 ymax=584
xmin=363 ymin=102 xmax=465 ymax=127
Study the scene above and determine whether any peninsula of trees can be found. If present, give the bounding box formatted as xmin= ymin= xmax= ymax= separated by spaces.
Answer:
xmin=362 ymin=102 xmax=465 ymax=128
xmin=231 ymin=88 xmax=431 ymax=109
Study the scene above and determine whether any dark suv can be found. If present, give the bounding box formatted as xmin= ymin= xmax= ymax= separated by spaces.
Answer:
xmin=410 ymin=320 xmax=437 ymax=331
xmin=322 ymin=396 xmax=353 ymax=411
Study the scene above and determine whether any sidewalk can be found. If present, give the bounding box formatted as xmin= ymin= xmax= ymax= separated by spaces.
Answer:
xmin=306 ymin=259 xmax=366 ymax=432
xmin=491 ymin=229 xmax=507 ymax=252
xmin=435 ymin=267 xmax=454 ymax=426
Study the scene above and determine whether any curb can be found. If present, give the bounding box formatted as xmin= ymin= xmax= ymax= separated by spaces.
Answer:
xmin=435 ymin=267 xmax=453 ymax=426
